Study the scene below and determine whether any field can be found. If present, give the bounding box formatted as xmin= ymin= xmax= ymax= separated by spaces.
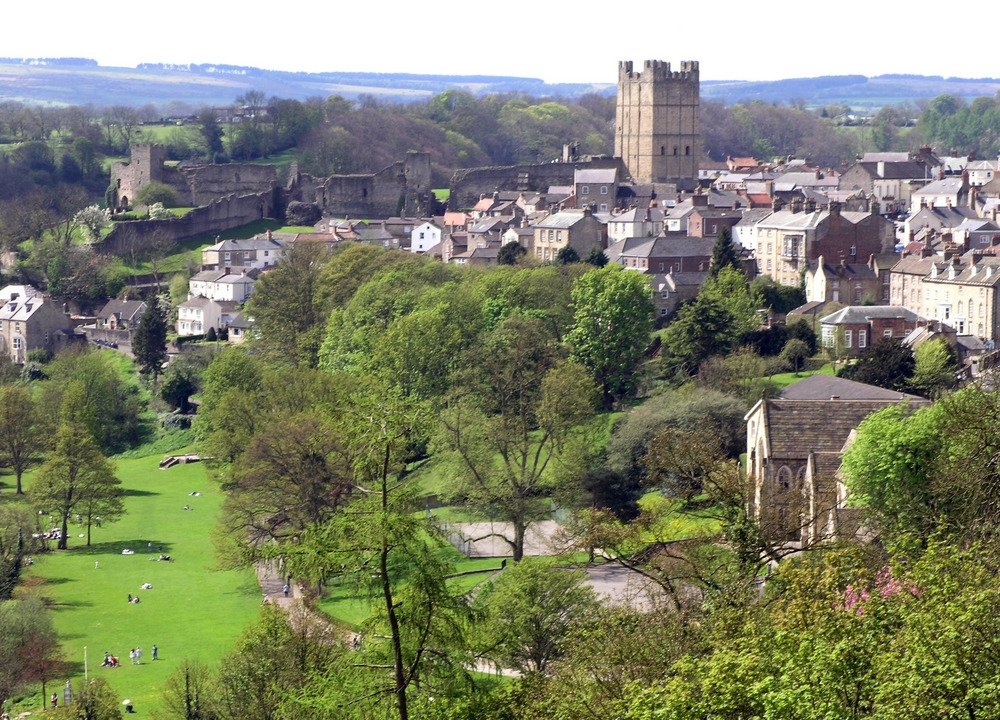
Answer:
xmin=11 ymin=455 xmax=260 ymax=715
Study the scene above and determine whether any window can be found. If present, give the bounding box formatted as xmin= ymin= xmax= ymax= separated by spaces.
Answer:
xmin=600 ymin=186 xmax=608 ymax=195
xmin=660 ymin=146 xmax=665 ymax=155
xmin=850 ymin=244 xmax=857 ymax=256
xmin=582 ymin=186 xmax=590 ymax=195
xmin=263 ymin=250 xmax=269 ymax=257
xmin=658 ymin=262 xmax=664 ymax=272
xmin=661 ymin=308 xmax=668 ymax=315
xmin=13 ymin=338 xmax=22 ymax=350
xmin=844 ymin=330 xmax=852 ymax=348
xmin=854 ymin=289 xmax=862 ymax=303
xmin=556 ymin=231 xmax=562 ymax=242
xmin=548 ymin=230 xmax=554 ymax=241
xmin=419 ymin=232 xmax=425 ymax=240
xmin=859 ymin=330 xmax=867 ymax=349
xmin=600 ymin=203 xmax=608 ymax=212
xmin=883 ymin=328 xmax=893 ymax=338
xmin=766 ymin=260 xmax=772 ymax=271
xmin=661 ymin=291 xmax=669 ymax=299
xmin=673 ymin=146 xmax=678 ymax=155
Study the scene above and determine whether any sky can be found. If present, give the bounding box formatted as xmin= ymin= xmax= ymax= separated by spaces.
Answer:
xmin=5 ymin=2 xmax=988 ymax=85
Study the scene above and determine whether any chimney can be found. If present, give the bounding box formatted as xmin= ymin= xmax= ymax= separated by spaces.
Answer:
xmin=829 ymin=200 xmax=841 ymax=215
xmin=266 ymin=229 xmax=272 ymax=240
xmin=791 ymin=198 xmax=802 ymax=213
xmin=805 ymin=198 xmax=817 ymax=213
xmin=878 ymin=160 xmax=886 ymax=177
xmin=830 ymin=395 xmax=840 ymax=400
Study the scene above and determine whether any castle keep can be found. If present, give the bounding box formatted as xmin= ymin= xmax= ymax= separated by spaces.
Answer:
xmin=615 ymin=60 xmax=700 ymax=190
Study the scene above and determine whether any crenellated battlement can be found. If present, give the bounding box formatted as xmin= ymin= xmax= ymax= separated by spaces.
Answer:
xmin=618 ymin=59 xmax=699 ymax=82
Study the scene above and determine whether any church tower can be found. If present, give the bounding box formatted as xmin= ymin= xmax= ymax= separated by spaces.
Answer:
xmin=615 ymin=60 xmax=700 ymax=189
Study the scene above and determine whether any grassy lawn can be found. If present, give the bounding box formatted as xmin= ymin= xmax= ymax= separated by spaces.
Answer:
xmin=767 ymin=360 xmax=835 ymax=391
xmin=433 ymin=189 xmax=450 ymax=202
xmin=13 ymin=453 xmax=260 ymax=715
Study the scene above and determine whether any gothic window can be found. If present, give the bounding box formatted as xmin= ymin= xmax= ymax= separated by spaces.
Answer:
xmin=778 ymin=466 xmax=793 ymax=491
xmin=660 ymin=146 xmax=665 ymax=155
xmin=673 ymin=146 xmax=678 ymax=155
xmin=685 ymin=146 xmax=690 ymax=155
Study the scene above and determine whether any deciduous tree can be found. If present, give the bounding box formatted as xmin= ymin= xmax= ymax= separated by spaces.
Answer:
xmin=0 ymin=384 xmax=43 ymax=495
xmin=568 ymin=265 xmax=653 ymax=409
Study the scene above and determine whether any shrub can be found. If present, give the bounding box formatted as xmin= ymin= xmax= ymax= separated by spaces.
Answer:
xmin=135 ymin=181 xmax=179 ymax=208
xmin=284 ymin=201 xmax=322 ymax=226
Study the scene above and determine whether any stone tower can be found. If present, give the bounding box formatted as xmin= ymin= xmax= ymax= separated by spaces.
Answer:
xmin=615 ymin=60 xmax=700 ymax=189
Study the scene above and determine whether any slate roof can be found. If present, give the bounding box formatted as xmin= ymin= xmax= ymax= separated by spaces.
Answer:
xmin=97 ymin=299 xmax=146 ymax=323
xmin=575 ymin=168 xmax=617 ymax=184
xmin=758 ymin=397 xmax=927 ymax=458
xmin=778 ymin=374 xmax=924 ymax=402
xmin=820 ymin=305 xmax=924 ymax=325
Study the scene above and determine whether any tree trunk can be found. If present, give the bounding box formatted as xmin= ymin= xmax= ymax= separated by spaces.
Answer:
xmin=58 ymin=512 xmax=69 ymax=551
xmin=380 ymin=443 xmax=408 ymax=720
xmin=512 ymin=521 xmax=525 ymax=562
xmin=16 ymin=468 xmax=24 ymax=495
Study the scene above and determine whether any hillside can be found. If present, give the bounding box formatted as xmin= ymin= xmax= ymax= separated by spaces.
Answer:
xmin=4 ymin=58 xmax=1000 ymax=110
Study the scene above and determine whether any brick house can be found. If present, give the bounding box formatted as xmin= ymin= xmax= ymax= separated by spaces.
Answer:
xmin=819 ymin=305 xmax=924 ymax=357
xmin=606 ymin=234 xmax=713 ymax=274
xmin=531 ymin=208 xmax=606 ymax=262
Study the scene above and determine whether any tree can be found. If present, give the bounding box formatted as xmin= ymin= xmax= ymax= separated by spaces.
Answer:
xmin=780 ymin=338 xmax=810 ymax=374
xmin=838 ymin=337 xmax=915 ymax=392
xmin=0 ymin=384 xmax=43 ymax=494
xmin=556 ymin=245 xmax=580 ymax=265
xmin=0 ymin=505 xmax=37 ymax=599
xmin=440 ymin=318 xmax=596 ymax=561
xmin=568 ymin=265 xmax=654 ymax=410
xmin=31 ymin=392 xmax=123 ymax=550
xmin=0 ymin=596 xmax=64 ymax=711
xmin=132 ymin=295 xmax=169 ymax=381
xmin=661 ymin=294 xmax=734 ymax=378
xmin=497 ymin=241 xmax=527 ymax=266
xmin=280 ymin=387 xmax=469 ymax=720
xmin=585 ymin=246 xmax=608 ymax=267
xmin=73 ymin=204 xmax=110 ymax=243
xmin=244 ymin=242 xmax=331 ymax=367
xmin=161 ymin=369 xmax=197 ymax=413
xmin=135 ymin=181 xmax=179 ymax=208
xmin=163 ymin=660 xmax=217 ymax=720
xmin=911 ymin=337 xmax=958 ymax=398
xmin=70 ymin=677 xmax=121 ymax=720
xmin=709 ymin=225 xmax=741 ymax=278
xmin=199 ymin=107 xmax=226 ymax=162
xmin=474 ymin=558 xmax=597 ymax=674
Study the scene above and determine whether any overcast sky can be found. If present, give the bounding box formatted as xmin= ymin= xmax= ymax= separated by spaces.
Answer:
xmin=5 ymin=2 xmax=984 ymax=85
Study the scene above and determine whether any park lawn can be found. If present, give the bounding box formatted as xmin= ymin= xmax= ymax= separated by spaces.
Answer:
xmin=18 ymin=454 xmax=260 ymax=715
xmin=768 ymin=361 xmax=836 ymax=391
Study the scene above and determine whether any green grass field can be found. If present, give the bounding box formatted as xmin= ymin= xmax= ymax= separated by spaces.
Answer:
xmin=14 ymin=454 xmax=260 ymax=715
xmin=767 ymin=360 xmax=835 ymax=390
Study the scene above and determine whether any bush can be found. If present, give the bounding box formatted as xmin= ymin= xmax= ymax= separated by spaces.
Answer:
xmin=135 ymin=181 xmax=180 ymax=208
xmin=206 ymin=327 xmax=218 ymax=342
xmin=284 ymin=201 xmax=322 ymax=226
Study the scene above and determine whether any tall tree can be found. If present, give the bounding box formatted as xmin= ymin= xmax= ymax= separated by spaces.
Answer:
xmin=31 ymin=392 xmax=123 ymax=550
xmin=440 ymin=317 xmax=596 ymax=561
xmin=568 ymin=265 xmax=654 ymax=410
xmin=709 ymin=225 xmax=742 ymax=278
xmin=132 ymin=295 xmax=169 ymax=381
xmin=198 ymin=107 xmax=226 ymax=161
xmin=0 ymin=597 xmax=65 ymax=712
xmin=281 ymin=387 xmax=469 ymax=720
xmin=0 ymin=384 xmax=43 ymax=494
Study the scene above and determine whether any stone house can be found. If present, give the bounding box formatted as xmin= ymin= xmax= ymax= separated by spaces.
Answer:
xmin=201 ymin=233 xmax=286 ymax=271
xmin=531 ymin=208 xmax=606 ymax=262
xmin=0 ymin=286 xmax=75 ymax=364
xmin=819 ymin=305 xmax=924 ymax=357
xmin=606 ymin=234 xmax=713 ymax=274
xmin=745 ymin=374 xmax=930 ymax=545
xmin=96 ymin=299 xmax=147 ymax=330
xmin=804 ymin=255 xmax=889 ymax=305
xmin=574 ymin=168 xmax=618 ymax=213
xmin=910 ymin=176 xmax=970 ymax=212
xmin=839 ymin=159 xmax=932 ymax=215
xmin=647 ymin=270 xmax=706 ymax=319
xmin=917 ymin=253 xmax=1000 ymax=339
xmin=753 ymin=201 xmax=893 ymax=287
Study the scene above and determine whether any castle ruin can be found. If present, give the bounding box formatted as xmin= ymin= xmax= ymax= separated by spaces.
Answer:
xmin=615 ymin=60 xmax=700 ymax=190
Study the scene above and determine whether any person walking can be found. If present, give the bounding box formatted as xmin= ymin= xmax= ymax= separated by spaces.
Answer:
xmin=283 ymin=584 xmax=290 ymax=598
xmin=130 ymin=649 xmax=136 ymax=665
xmin=152 ymin=644 xmax=158 ymax=661
xmin=51 ymin=693 xmax=58 ymax=709
xmin=136 ymin=647 xmax=142 ymax=665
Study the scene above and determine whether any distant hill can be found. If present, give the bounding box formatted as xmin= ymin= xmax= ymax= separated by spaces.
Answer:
xmin=2 ymin=58 xmax=1000 ymax=111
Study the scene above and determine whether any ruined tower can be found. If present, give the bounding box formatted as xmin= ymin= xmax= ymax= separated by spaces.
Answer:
xmin=615 ymin=60 xmax=700 ymax=189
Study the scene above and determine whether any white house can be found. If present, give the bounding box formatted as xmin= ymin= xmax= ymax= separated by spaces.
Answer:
xmin=410 ymin=222 xmax=443 ymax=253
xmin=176 ymin=297 xmax=240 ymax=337
xmin=188 ymin=269 xmax=256 ymax=303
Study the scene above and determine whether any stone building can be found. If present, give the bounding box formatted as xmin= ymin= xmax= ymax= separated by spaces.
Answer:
xmin=615 ymin=60 xmax=700 ymax=189
xmin=745 ymin=374 xmax=930 ymax=545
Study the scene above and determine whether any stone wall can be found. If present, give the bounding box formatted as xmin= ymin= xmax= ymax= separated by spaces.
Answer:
xmin=99 ymin=191 xmax=272 ymax=256
xmin=288 ymin=151 xmax=433 ymax=218
xmin=448 ymin=158 xmax=624 ymax=210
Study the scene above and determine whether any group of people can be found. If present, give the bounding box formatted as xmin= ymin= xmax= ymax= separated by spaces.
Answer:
xmin=127 ymin=593 xmax=141 ymax=604
xmin=101 ymin=645 xmax=157 ymax=667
